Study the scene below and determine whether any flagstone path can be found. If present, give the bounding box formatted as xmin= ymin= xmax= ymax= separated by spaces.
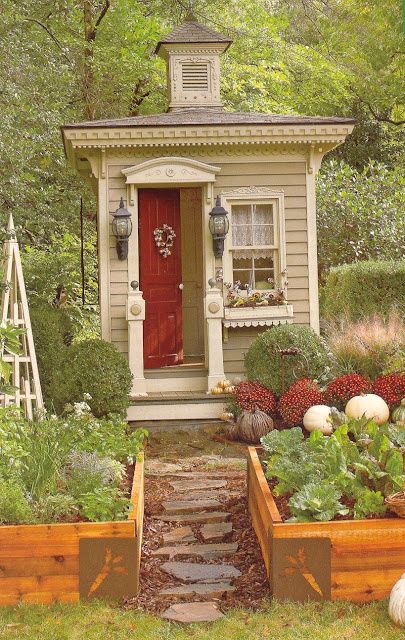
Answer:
xmin=124 ymin=455 xmax=268 ymax=624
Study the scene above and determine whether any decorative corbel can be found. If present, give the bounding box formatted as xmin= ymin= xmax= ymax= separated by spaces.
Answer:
xmin=100 ymin=148 xmax=106 ymax=179
xmin=307 ymin=144 xmax=315 ymax=174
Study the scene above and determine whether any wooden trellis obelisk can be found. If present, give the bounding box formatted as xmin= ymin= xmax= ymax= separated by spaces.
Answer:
xmin=0 ymin=214 xmax=43 ymax=418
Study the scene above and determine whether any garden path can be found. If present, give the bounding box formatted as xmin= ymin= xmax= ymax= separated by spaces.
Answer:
xmin=124 ymin=423 xmax=269 ymax=622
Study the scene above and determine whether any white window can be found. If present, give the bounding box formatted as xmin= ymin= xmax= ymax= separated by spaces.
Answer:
xmin=222 ymin=188 xmax=287 ymax=293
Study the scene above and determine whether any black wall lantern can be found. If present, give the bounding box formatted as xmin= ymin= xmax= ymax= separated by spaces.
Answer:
xmin=208 ymin=195 xmax=229 ymax=258
xmin=112 ymin=197 xmax=132 ymax=260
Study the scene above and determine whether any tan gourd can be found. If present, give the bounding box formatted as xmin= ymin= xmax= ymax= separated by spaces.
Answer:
xmin=345 ymin=393 xmax=389 ymax=425
xmin=226 ymin=408 xmax=274 ymax=443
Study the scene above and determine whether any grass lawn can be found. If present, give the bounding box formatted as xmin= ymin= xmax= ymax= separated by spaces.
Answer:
xmin=0 ymin=599 xmax=401 ymax=640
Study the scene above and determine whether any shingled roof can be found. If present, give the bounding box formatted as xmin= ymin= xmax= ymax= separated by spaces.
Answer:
xmin=63 ymin=108 xmax=356 ymax=129
xmin=155 ymin=19 xmax=232 ymax=54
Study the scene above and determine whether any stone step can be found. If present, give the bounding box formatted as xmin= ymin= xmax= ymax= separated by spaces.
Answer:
xmin=162 ymin=601 xmax=224 ymax=623
xmin=170 ymin=490 xmax=222 ymax=501
xmin=154 ymin=511 xmax=231 ymax=524
xmin=152 ymin=542 xmax=238 ymax=560
xmin=169 ymin=479 xmax=227 ymax=491
xmin=159 ymin=582 xmax=235 ymax=598
xmin=163 ymin=526 xmax=196 ymax=545
xmin=162 ymin=499 xmax=221 ymax=514
xmin=161 ymin=561 xmax=241 ymax=583
xmin=201 ymin=521 xmax=233 ymax=541
xmin=168 ymin=470 xmax=244 ymax=479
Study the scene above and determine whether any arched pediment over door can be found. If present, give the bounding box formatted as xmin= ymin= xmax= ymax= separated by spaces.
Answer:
xmin=121 ymin=157 xmax=221 ymax=186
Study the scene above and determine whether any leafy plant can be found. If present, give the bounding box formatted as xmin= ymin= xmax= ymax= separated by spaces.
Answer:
xmin=0 ymin=407 xmax=145 ymax=524
xmin=263 ymin=417 xmax=405 ymax=522
xmin=78 ymin=486 xmax=130 ymax=522
xmin=353 ymin=489 xmax=387 ymax=519
xmin=245 ymin=325 xmax=333 ymax=395
xmin=0 ymin=480 xmax=33 ymax=524
xmin=33 ymin=494 xmax=77 ymax=524
xmin=288 ymin=482 xmax=349 ymax=522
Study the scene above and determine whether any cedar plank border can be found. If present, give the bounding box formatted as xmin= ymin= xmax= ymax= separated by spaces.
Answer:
xmin=247 ymin=446 xmax=405 ymax=602
xmin=0 ymin=452 xmax=144 ymax=606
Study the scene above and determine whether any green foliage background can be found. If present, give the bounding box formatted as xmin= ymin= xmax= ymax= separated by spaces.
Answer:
xmin=0 ymin=0 xmax=403 ymax=312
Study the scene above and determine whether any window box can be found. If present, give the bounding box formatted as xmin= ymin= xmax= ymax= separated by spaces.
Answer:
xmin=223 ymin=304 xmax=293 ymax=328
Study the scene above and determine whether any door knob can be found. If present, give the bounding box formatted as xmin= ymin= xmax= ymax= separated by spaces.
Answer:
xmin=178 ymin=283 xmax=184 ymax=290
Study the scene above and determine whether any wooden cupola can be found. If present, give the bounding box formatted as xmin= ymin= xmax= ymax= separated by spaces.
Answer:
xmin=155 ymin=16 xmax=232 ymax=111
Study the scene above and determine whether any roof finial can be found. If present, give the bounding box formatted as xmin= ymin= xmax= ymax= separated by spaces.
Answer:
xmin=185 ymin=0 xmax=197 ymax=22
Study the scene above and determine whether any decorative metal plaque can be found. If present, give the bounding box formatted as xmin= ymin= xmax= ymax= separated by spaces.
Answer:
xmin=271 ymin=537 xmax=331 ymax=602
xmin=79 ymin=537 xmax=138 ymax=600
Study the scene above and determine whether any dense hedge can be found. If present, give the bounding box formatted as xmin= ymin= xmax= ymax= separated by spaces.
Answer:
xmin=31 ymin=304 xmax=72 ymax=403
xmin=49 ymin=339 xmax=132 ymax=417
xmin=322 ymin=260 xmax=405 ymax=320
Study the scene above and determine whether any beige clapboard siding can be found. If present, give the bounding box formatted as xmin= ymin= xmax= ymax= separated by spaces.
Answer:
xmin=107 ymin=158 xmax=310 ymax=361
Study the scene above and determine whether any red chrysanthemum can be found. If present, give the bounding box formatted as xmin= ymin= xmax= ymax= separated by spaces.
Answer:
xmin=278 ymin=378 xmax=323 ymax=426
xmin=324 ymin=373 xmax=371 ymax=410
xmin=234 ymin=381 xmax=277 ymax=414
xmin=372 ymin=374 xmax=405 ymax=408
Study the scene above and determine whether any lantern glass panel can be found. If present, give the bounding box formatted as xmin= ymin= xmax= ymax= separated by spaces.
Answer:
xmin=113 ymin=218 xmax=132 ymax=238
xmin=209 ymin=214 xmax=228 ymax=236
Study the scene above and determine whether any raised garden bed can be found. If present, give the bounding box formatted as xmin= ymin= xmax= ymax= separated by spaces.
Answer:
xmin=0 ymin=453 xmax=144 ymax=606
xmin=247 ymin=446 xmax=405 ymax=603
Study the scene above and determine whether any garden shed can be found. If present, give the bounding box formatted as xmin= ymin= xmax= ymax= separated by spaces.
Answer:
xmin=61 ymin=18 xmax=354 ymax=420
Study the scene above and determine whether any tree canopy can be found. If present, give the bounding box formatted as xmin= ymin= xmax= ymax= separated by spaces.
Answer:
xmin=0 ymin=0 xmax=403 ymax=285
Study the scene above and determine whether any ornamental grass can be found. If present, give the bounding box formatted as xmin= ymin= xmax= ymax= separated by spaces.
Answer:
xmin=325 ymin=311 xmax=405 ymax=380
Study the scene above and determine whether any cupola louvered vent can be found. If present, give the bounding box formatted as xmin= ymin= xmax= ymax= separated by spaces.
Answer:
xmin=181 ymin=62 xmax=209 ymax=92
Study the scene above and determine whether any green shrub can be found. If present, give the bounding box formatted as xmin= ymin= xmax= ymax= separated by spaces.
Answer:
xmin=322 ymin=260 xmax=405 ymax=321
xmin=49 ymin=339 xmax=132 ymax=416
xmin=0 ymin=480 xmax=33 ymax=524
xmin=244 ymin=324 xmax=333 ymax=395
xmin=30 ymin=304 xmax=72 ymax=403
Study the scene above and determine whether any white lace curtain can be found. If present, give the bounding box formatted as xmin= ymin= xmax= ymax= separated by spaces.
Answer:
xmin=231 ymin=203 xmax=274 ymax=249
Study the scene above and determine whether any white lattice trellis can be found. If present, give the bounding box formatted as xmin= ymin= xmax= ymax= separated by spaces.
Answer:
xmin=0 ymin=214 xmax=43 ymax=418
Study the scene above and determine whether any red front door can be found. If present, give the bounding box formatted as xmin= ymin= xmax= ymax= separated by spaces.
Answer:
xmin=139 ymin=188 xmax=183 ymax=369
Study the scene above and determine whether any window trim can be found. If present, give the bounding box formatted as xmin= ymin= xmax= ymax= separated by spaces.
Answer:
xmin=221 ymin=187 xmax=287 ymax=294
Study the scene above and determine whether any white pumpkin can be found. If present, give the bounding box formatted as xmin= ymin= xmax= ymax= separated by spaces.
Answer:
xmin=345 ymin=393 xmax=389 ymax=425
xmin=219 ymin=379 xmax=231 ymax=390
xmin=303 ymin=405 xmax=333 ymax=435
xmin=389 ymin=573 xmax=405 ymax=627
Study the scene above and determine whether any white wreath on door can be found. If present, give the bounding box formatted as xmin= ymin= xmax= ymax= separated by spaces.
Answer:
xmin=153 ymin=224 xmax=176 ymax=258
